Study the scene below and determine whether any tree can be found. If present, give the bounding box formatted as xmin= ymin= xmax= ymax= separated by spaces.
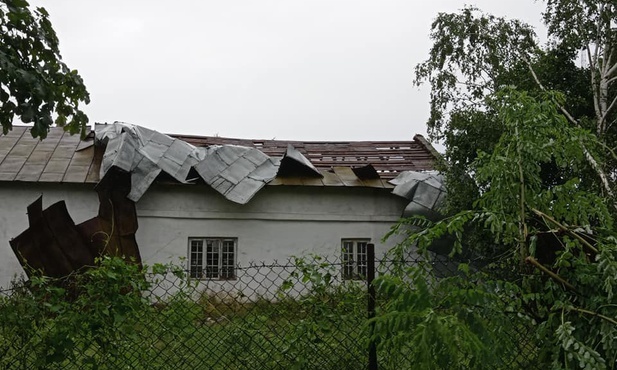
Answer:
xmin=415 ymin=4 xmax=617 ymax=209
xmin=379 ymin=2 xmax=617 ymax=367
xmin=376 ymin=88 xmax=617 ymax=368
xmin=0 ymin=0 xmax=89 ymax=139
xmin=544 ymin=0 xmax=617 ymax=137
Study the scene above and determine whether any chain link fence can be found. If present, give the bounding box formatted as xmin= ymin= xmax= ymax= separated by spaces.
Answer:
xmin=0 ymin=247 xmax=540 ymax=369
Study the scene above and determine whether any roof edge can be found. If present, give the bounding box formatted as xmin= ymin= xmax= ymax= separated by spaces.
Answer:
xmin=412 ymin=134 xmax=441 ymax=161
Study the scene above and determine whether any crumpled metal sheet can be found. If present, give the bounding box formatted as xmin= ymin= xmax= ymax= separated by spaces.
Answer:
xmin=96 ymin=122 xmax=441 ymax=207
xmin=96 ymin=123 xmax=204 ymax=201
xmin=96 ymin=122 xmax=319 ymax=204
xmin=389 ymin=171 xmax=446 ymax=220
xmin=194 ymin=145 xmax=279 ymax=204
xmin=277 ymin=144 xmax=323 ymax=178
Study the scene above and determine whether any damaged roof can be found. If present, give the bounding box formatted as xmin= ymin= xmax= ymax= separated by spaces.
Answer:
xmin=175 ymin=133 xmax=437 ymax=180
xmin=0 ymin=123 xmax=443 ymax=207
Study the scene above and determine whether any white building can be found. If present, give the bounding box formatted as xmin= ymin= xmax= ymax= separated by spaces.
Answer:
xmin=0 ymin=123 xmax=443 ymax=292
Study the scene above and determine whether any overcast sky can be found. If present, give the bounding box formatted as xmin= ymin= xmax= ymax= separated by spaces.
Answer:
xmin=29 ymin=0 xmax=546 ymax=143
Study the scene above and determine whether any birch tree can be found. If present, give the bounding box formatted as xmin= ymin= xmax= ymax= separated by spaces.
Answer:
xmin=416 ymin=4 xmax=617 ymax=207
xmin=544 ymin=0 xmax=617 ymax=137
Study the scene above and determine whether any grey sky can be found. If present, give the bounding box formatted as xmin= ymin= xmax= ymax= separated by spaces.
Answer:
xmin=30 ymin=0 xmax=546 ymax=143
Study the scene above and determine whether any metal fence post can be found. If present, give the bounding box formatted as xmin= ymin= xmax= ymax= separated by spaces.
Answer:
xmin=367 ymin=243 xmax=378 ymax=370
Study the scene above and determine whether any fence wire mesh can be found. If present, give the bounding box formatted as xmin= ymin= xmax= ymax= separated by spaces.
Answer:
xmin=0 ymin=253 xmax=540 ymax=370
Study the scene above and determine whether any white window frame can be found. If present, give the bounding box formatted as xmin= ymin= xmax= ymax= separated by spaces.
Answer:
xmin=341 ymin=239 xmax=370 ymax=280
xmin=188 ymin=237 xmax=237 ymax=280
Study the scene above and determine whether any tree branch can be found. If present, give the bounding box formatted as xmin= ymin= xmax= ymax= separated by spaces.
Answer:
xmin=603 ymin=94 xmax=617 ymax=121
xmin=567 ymin=306 xmax=617 ymax=327
xmin=587 ymin=44 xmax=603 ymax=125
xmin=516 ymin=124 xmax=528 ymax=262
xmin=523 ymin=57 xmax=615 ymax=200
xmin=606 ymin=75 xmax=617 ymax=85
xmin=525 ymin=256 xmax=577 ymax=292
xmin=523 ymin=57 xmax=579 ymax=125
xmin=531 ymin=209 xmax=599 ymax=254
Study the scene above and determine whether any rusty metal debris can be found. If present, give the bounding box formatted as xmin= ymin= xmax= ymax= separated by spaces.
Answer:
xmin=10 ymin=169 xmax=141 ymax=278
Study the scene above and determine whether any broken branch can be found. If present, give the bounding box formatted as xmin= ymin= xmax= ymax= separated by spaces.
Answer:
xmin=531 ymin=208 xmax=599 ymax=254
xmin=525 ymin=256 xmax=577 ymax=292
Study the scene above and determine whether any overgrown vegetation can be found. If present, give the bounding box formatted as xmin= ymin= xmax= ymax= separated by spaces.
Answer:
xmin=0 ymin=256 xmax=372 ymax=370
xmin=0 ymin=253 xmax=542 ymax=369
xmin=379 ymin=1 xmax=617 ymax=369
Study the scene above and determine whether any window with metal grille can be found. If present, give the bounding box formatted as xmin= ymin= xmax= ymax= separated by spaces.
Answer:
xmin=341 ymin=239 xmax=369 ymax=280
xmin=189 ymin=238 xmax=237 ymax=279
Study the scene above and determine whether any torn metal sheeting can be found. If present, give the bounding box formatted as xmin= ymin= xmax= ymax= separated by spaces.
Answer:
xmin=320 ymin=171 xmax=349 ymax=187
xmin=127 ymin=154 xmax=162 ymax=201
xmin=352 ymin=164 xmax=381 ymax=180
xmin=97 ymin=123 xmax=279 ymax=204
xmin=226 ymin=177 xmax=266 ymax=204
xmin=177 ymin=134 xmax=439 ymax=180
xmin=10 ymin=169 xmax=142 ymax=280
xmin=216 ymin=145 xmax=252 ymax=165
xmin=332 ymin=167 xmax=364 ymax=187
xmin=389 ymin=171 xmax=446 ymax=220
xmin=94 ymin=123 xmax=445 ymax=210
xmin=277 ymin=144 xmax=323 ymax=178
xmin=194 ymin=145 xmax=279 ymax=204
xmin=10 ymin=200 xmax=96 ymax=278
xmin=27 ymin=195 xmax=43 ymax=226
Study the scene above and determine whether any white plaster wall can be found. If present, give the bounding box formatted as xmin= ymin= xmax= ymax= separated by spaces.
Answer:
xmin=136 ymin=184 xmax=406 ymax=264
xmin=0 ymin=181 xmax=408 ymax=294
xmin=0 ymin=182 xmax=99 ymax=289
xmin=136 ymin=184 xmax=408 ymax=299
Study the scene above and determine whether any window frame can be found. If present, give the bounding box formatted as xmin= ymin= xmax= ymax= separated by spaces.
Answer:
xmin=341 ymin=238 xmax=370 ymax=280
xmin=188 ymin=237 xmax=237 ymax=280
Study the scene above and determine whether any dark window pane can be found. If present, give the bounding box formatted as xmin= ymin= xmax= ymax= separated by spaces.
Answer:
xmin=189 ymin=240 xmax=204 ymax=278
xmin=221 ymin=240 xmax=235 ymax=279
xmin=206 ymin=240 xmax=220 ymax=278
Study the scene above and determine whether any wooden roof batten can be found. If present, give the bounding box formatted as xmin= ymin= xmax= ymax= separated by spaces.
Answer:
xmin=173 ymin=133 xmax=437 ymax=180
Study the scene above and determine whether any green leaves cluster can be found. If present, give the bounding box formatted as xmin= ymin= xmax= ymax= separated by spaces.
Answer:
xmin=0 ymin=0 xmax=89 ymax=138
xmin=370 ymin=263 xmax=525 ymax=370
xmin=381 ymin=88 xmax=617 ymax=368
xmin=414 ymin=7 xmax=536 ymax=143
xmin=398 ymin=1 xmax=617 ymax=368
xmin=0 ymin=256 xmax=153 ymax=369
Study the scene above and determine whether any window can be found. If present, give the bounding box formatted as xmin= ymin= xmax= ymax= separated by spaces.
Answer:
xmin=189 ymin=238 xmax=237 ymax=279
xmin=341 ymin=239 xmax=369 ymax=280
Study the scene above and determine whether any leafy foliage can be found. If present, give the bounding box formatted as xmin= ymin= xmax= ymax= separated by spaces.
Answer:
xmin=414 ymin=7 xmax=537 ymax=143
xmin=0 ymin=0 xmax=89 ymax=138
xmin=379 ymin=87 xmax=617 ymax=368
xmin=411 ymin=5 xmax=617 ymax=364
xmin=0 ymin=256 xmax=372 ymax=369
xmin=370 ymin=262 xmax=526 ymax=370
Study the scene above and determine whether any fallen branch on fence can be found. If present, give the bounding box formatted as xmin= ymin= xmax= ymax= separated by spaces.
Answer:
xmin=565 ymin=306 xmax=617 ymax=326
xmin=531 ymin=209 xmax=598 ymax=255
xmin=525 ymin=256 xmax=577 ymax=293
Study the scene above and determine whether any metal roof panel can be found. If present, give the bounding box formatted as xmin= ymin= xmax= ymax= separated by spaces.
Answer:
xmin=15 ymin=164 xmax=45 ymax=182
xmin=321 ymin=171 xmax=345 ymax=186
